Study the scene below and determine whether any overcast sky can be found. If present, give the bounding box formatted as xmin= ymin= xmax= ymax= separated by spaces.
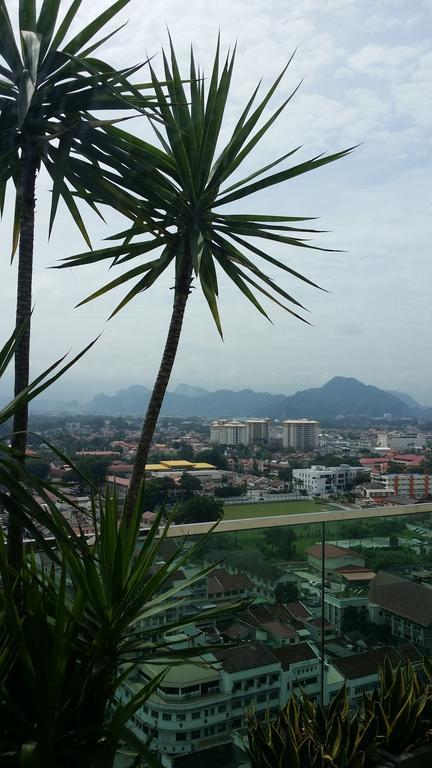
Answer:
xmin=1 ymin=0 xmax=431 ymax=405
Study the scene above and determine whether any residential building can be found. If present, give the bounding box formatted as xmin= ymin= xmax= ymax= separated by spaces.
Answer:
xmin=210 ymin=418 xmax=272 ymax=445
xmin=306 ymin=544 xmax=366 ymax=576
xmin=368 ymin=571 xmax=432 ymax=653
xmin=119 ymin=640 xmax=343 ymax=766
xmin=292 ymin=464 xmax=365 ymax=495
xmin=245 ymin=418 xmax=272 ymax=444
xmin=332 ymin=646 xmax=410 ymax=702
xmin=324 ymin=594 xmax=369 ymax=633
xmin=376 ymin=431 xmax=426 ymax=451
xmin=372 ymin=472 xmax=432 ymax=499
xmin=210 ymin=420 xmax=248 ymax=446
xmin=282 ymin=419 xmax=320 ymax=450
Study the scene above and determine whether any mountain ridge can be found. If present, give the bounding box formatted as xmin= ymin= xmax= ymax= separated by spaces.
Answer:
xmin=31 ymin=376 xmax=416 ymax=418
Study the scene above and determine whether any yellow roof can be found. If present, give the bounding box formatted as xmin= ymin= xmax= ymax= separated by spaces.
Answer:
xmin=192 ymin=462 xmax=217 ymax=470
xmin=161 ymin=460 xmax=194 ymax=468
xmin=145 ymin=464 xmax=167 ymax=471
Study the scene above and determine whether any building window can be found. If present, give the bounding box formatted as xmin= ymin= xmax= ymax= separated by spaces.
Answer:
xmin=151 ymin=710 xmax=158 ymax=719
xmin=191 ymin=730 xmax=200 ymax=739
xmin=177 ymin=714 xmax=186 ymax=722
xmin=162 ymin=713 xmax=172 ymax=721
xmin=176 ymin=733 xmax=187 ymax=741
xmin=191 ymin=711 xmax=200 ymax=720
xmin=218 ymin=704 xmax=226 ymax=713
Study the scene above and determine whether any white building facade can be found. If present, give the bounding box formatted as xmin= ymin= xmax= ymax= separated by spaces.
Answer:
xmin=292 ymin=464 xmax=365 ymax=495
xmin=376 ymin=431 xmax=426 ymax=451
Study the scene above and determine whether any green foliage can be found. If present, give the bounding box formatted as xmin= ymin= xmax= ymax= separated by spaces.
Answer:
xmin=69 ymin=454 xmax=113 ymax=491
xmin=194 ymin=448 xmax=229 ymax=470
xmin=61 ymin=41 xmax=351 ymax=330
xmin=178 ymin=472 xmax=202 ymax=497
xmin=25 ymin=456 xmax=50 ymax=479
xmin=214 ymin=483 xmax=246 ymax=498
xmin=363 ymin=658 xmax=432 ymax=756
xmin=246 ymin=686 xmax=373 ymax=768
xmin=0 ymin=0 xmax=151 ymax=249
xmin=141 ymin=477 xmax=177 ymax=511
xmin=175 ymin=495 xmax=224 ymax=524
xmin=274 ymin=581 xmax=299 ymax=603
xmin=247 ymin=659 xmax=432 ymax=768
xmin=0 ymin=487 xmax=239 ymax=766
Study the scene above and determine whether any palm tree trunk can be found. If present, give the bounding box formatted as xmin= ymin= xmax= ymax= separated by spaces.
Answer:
xmin=123 ymin=258 xmax=193 ymax=521
xmin=7 ymin=147 xmax=38 ymax=571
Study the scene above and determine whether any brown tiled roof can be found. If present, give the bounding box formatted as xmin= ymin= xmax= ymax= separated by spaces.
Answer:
xmin=271 ymin=643 xmax=318 ymax=670
xmin=369 ymin=571 xmax=432 ymax=627
xmin=220 ymin=622 xmax=251 ymax=640
xmin=285 ymin=602 xmax=312 ymax=620
xmin=333 ymin=646 xmax=401 ymax=680
xmin=208 ymin=569 xmax=252 ymax=595
xmin=214 ymin=642 xmax=278 ymax=673
xmin=261 ymin=621 xmax=297 ymax=638
xmin=306 ymin=544 xmax=363 ymax=559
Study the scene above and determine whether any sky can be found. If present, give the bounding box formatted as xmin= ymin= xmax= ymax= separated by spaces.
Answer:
xmin=1 ymin=0 xmax=432 ymax=405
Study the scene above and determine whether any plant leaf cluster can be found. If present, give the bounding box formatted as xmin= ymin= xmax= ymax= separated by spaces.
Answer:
xmin=60 ymin=41 xmax=353 ymax=333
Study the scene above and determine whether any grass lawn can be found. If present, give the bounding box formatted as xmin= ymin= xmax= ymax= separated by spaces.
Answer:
xmin=224 ymin=499 xmax=335 ymax=520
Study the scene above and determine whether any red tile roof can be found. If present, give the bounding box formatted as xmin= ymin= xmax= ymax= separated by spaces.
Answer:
xmin=306 ymin=544 xmax=363 ymax=559
xmin=261 ymin=621 xmax=297 ymax=639
xmin=271 ymin=643 xmax=318 ymax=669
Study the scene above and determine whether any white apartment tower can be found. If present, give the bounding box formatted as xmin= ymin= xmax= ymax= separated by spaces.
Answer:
xmin=210 ymin=420 xmax=248 ymax=446
xmin=283 ymin=419 xmax=319 ymax=450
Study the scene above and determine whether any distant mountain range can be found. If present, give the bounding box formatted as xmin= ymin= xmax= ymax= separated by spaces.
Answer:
xmin=30 ymin=376 xmax=430 ymax=419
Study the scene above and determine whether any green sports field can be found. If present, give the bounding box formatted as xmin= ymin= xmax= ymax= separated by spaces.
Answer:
xmin=223 ymin=499 xmax=336 ymax=520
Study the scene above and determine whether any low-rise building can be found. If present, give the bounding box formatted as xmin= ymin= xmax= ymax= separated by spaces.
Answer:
xmin=368 ymin=571 xmax=432 ymax=653
xmin=306 ymin=544 xmax=365 ymax=576
xmin=292 ymin=464 xmax=365 ymax=495
xmin=376 ymin=431 xmax=426 ymax=451
xmin=372 ymin=472 xmax=432 ymax=499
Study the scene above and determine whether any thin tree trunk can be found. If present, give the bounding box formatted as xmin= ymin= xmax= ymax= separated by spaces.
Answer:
xmin=7 ymin=147 xmax=38 ymax=571
xmin=123 ymin=258 xmax=193 ymax=521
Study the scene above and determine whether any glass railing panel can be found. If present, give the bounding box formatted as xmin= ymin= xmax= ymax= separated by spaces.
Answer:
xmin=126 ymin=502 xmax=432 ymax=767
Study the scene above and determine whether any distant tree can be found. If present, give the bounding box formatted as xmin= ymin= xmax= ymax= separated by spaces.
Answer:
xmin=179 ymin=473 xmax=202 ymax=498
xmin=278 ymin=468 xmax=293 ymax=482
xmin=193 ymin=449 xmax=228 ymax=470
xmin=175 ymin=496 xmax=224 ymax=524
xmin=265 ymin=528 xmax=297 ymax=558
xmin=274 ymin=581 xmax=299 ymax=603
xmin=389 ymin=535 xmax=399 ymax=548
xmin=27 ymin=458 xmax=50 ymax=481
xmin=143 ymin=477 xmax=177 ymax=511
xmin=70 ymin=456 xmax=113 ymax=493
xmin=214 ymin=484 xmax=246 ymax=498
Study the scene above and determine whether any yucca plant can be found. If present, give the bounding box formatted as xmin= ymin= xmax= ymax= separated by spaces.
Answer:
xmin=0 ymin=0 xmax=156 ymax=568
xmin=0 ymin=484 xmax=244 ymax=766
xmin=59 ymin=40 xmax=353 ymax=518
xmin=0 ymin=322 xmax=99 ymax=561
xmin=363 ymin=658 xmax=432 ymax=758
xmin=246 ymin=686 xmax=377 ymax=768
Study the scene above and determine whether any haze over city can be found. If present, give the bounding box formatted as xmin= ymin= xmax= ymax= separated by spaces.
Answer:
xmin=1 ymin=0 xmax=431 ymax=403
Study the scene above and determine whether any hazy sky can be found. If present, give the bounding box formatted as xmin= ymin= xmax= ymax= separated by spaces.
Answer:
xmin=1 ymin=0 xmax=432 ymax=404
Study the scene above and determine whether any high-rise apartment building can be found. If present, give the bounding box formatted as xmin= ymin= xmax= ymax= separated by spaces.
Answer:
xmin=282 ymin=419 xmax=320 ymax=450
xmin=210 ymin=418 xmax=272 ymax=446
xmin=246 ymin=418 xmax=272 ymax=444
xmin=210 ymin=420 xmax=248 ymax=445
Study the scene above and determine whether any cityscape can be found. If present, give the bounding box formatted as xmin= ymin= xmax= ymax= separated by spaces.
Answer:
xmin=0 ymin=1 xmax=431 ymax=767
xmin=2 ymin=405 xmax=431 ymax=765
